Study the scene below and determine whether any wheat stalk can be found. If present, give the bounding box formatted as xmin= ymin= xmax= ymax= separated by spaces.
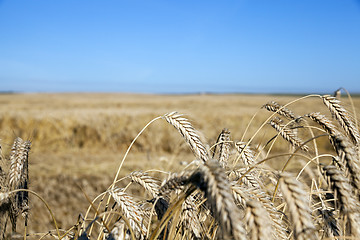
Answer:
xmin=232 ymin=185 xmax=288 ymax=240
xmin=249 ymin=188 xmax=288 ymax=240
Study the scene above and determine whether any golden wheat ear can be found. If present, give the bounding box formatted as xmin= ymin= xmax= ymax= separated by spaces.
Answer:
xmin=322 ymin=165 xmax=360 ymax=237
xmin=109 ymin=188 xmax=148 ymax=238
xmin=245 ymin=199 xmax=273 ymax=240
xmin=278 ymin=173 xmax=317 ymax=240
xmin=321 ymin=95 xmax=360 ymax=145
xmin=7 ymin=137 xmax=31 ymax=231
xmin=162 ymin=112 xmax=209 ymax=163
xmin=263 ymin=100 xmax=301 ymax=122
xmin=129 ymin=171 xmax=160 ymax=198
xmin=189 ymin=160 xmax=247 ymax=240
xmin=269 ymin=117 xmax=309 ymax=152
xmin=212 ymin=128 xmax=231 ymax=168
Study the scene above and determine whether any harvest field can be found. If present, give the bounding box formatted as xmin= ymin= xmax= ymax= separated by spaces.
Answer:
xmin=1 ymin=91 xmax=360 ymax=239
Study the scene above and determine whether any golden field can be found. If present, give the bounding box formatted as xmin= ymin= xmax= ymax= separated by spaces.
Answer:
xmin=0 ymin=92 xmax=359 ymax=238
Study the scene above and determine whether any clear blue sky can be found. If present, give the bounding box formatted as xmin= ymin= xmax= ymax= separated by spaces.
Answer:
xmin=1 ymin=0 xmax=360 ymax=94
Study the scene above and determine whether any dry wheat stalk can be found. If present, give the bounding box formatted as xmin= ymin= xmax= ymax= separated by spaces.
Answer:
xmin=263 ymin=101 xmax=300 ymax=121
xmin=213 ymin=128 xmax=231 ymax=168
xmin=129 ymin=171 xmax=160 ymax=198
xmin=189 ymin=160 xmax=247 ymax=240
xmin=0 ymin=140 xmax=2 ymax=162
xmin=235 ymin=141 xmax=256 ymax=166
xmin=322 ymin=95 xmax=360 ymax=145
xmin=245 ymin=199 xmax=273 ymax=240
xmin=279 ymin=173 xmax=317 ymax=240
xmin=270 ymin=117 xmax=309 ymax=152
xmin=162 ymin=112 xmax=209 ymax=162
xmin=109 ymin=188 xmax=147 ymax=238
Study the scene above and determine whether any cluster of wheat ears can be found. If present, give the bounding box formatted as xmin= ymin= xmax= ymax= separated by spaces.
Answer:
xmin=1 ymin=91 xmax=360 ymax=240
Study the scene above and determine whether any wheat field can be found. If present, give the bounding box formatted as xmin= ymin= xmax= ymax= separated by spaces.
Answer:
xmin=1 ymin=91 xmax=360 ymax=239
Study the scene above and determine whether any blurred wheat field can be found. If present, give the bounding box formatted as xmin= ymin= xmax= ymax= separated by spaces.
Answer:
xmin=1 ymin=92 xmax=360 ymax=239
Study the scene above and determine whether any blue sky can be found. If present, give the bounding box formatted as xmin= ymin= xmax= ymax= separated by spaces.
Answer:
xmin=0 ymin=0 xmax=360 ymax=94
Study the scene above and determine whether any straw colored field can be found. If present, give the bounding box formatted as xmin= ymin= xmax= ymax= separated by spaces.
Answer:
xmin=0 ymin=92 xmax=359 ymax=237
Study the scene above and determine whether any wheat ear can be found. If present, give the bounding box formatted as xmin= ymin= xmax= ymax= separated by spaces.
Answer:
xmin=159 ymin=171 xmax=192 ymax=197
xmin=130 ymin=171 xmax=160 ymax=198
xmin=8 ymin=138 xmax=31 ymax=231
xmin=322 ymin=165 xmax=360 ymax=237
xmin=245 ymin=199 xmax=273 ymax=240
xmin=235 ymin=141 xmax=256 ymax=166
xmin=270 ymin=117 xmax=309 ymax=152
xmin=279 ymin=173 xmax=317 ymax=240
xmin=317 ymin=209 xmax=341 ymax=238
xmin=232 ymin=169 xmax=260 ymax=189
xmin=213 ymin=128 xmax=231 ymax=167
xmin=322 ymin=95 xmax=360 ymax=145
xmin=189 ymin=160 xmax=247 ymax=240
xmin=263 ymin=100 xmax=300 ymax=121
xmin=162 ymin=112 xmax=209 ymax=162
xmin=332 ymin=134 xmax=360 ymax=191
xmin=306 ymin=112 xmax=338 ymax=136
xmin=181 ymin=194 xmax=202 ymax=238
xmin=109 ymin=188 xmax=147 ymax=238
